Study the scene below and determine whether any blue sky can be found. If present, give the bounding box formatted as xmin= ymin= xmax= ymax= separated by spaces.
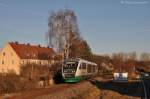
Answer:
xmin=0 ymin=0 xmax=150 ymax=55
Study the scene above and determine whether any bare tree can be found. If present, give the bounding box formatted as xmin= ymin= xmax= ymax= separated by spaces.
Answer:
xmin=128 ymin=51 xmax=137 ymax=61
xmin=140 ymin=52 xmax=150 ymax=61
xmin=111 ymin=52 xmax=124 ymax=62
xmin=47 ymin=9 xmax=80 ymax=53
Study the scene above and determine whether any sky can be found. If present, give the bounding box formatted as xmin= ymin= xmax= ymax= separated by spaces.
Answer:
xmin=0 ymin=0 xmax=150 ymax=55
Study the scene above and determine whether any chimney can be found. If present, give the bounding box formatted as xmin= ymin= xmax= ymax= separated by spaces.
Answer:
xmin=38 ymin=44 xmax=41 ymax=47
xmin=15 ymin=41 xmax=18 ymax=44
xmin=27 ymin=43 xmax=30 ymax=46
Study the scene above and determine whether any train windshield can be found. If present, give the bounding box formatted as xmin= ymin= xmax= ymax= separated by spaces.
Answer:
xmin=63 ymin=61 xmax=78 ymax=73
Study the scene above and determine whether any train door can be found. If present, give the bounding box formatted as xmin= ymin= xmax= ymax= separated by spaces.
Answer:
xmin=79 ymin=62 xmax=87 ymax=75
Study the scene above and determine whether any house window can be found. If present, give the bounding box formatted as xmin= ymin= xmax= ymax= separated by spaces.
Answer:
xmin=3 ymin=52 xmax=5 ymax=56
xmin=2 ymin=60 xmax=4 ymax=65
xmin=20 ymin=61 xmax=24 ymax=65
xmin=11 ymin=52 xmax=13 ymax=56
xmin=2 ymin=69 xmax=4 ymax=73
xmin=12 ymin=60 xmax=14 ymax=64
xmin=39 ymin=61 xmax=41 ymax=65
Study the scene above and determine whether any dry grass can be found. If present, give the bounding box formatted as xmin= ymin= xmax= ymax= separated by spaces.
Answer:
xmin=7 ymin=77 xmax=141 ymax=99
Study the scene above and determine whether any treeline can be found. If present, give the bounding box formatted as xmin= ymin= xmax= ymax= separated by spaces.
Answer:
xmin=91 ymin=52 xmax=150 ymax=73
xmin=111 ymin=52 xmax=150 ymax=62
xmin=110 ymin=52 xmax=150 ymax=72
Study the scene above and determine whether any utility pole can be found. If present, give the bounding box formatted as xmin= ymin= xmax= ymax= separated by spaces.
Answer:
xmin=64 ymin=31 xmax=78 ymax=60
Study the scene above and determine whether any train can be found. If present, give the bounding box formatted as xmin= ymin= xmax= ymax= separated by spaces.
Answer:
xmin=62 ymin=58 xmax=98 ymax=83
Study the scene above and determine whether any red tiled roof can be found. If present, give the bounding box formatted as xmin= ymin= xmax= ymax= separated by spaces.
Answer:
xmin=9 ymin=42 xmax=55 ymax=60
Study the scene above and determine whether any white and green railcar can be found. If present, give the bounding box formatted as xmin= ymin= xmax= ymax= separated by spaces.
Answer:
xmin=62 ymin=58 xmax=98 ymax=83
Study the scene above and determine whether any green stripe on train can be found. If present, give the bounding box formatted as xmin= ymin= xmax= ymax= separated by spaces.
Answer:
xmin=64 ymin=76 xmax=82 ymax=83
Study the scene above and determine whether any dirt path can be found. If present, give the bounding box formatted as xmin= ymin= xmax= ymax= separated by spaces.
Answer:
xmin=9 ymin=83 xmax=75 ymax=99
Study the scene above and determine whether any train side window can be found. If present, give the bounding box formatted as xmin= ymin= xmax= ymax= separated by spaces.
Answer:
xmin=87 ymin=65 xmax=92 ymax=73
xmin=79 ymin=63 xmax=86 ymax=69
xmin=79 ymin=63 xmax=82 ymax=69
xmin=93 ymin=66 xmax=96 ymax=72
xmin=92 ymin=66 xmax=94 ymax=72
xmin=82 ymin=63 xmax=86 ymax=69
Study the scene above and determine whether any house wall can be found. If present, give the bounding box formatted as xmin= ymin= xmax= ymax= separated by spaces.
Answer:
xmin=20 ymin=59 xmax=54 ymax=66
xmin=0 ymin=43 xmax=21 ymax=75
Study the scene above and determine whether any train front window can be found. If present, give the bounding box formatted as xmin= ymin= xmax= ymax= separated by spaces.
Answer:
xmin=63 ymin=61 xmax=78 ymax=73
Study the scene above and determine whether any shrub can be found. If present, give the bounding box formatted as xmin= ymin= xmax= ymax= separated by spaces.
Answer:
xmin=0 ymin=73 xmax=29 ymax=94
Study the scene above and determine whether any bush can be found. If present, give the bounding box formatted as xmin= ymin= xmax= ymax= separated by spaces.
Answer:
xmin=0 ymin=73 xmax=32 ymax=94
xmin=53 ymin=69 xmax=64 ymax=84
xmin=0 ymin=74 xmax=16 ymax=93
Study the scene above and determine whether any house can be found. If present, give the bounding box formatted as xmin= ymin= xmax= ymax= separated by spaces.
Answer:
xmin=113 ymin=72 xmax=128 ymax=82
xmin=0 ymin=42 xmax=55 ymax=75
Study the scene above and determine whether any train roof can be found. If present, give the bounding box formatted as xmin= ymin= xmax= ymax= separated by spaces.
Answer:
xmin=64 ymin=58 xmax=97 ymax=66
